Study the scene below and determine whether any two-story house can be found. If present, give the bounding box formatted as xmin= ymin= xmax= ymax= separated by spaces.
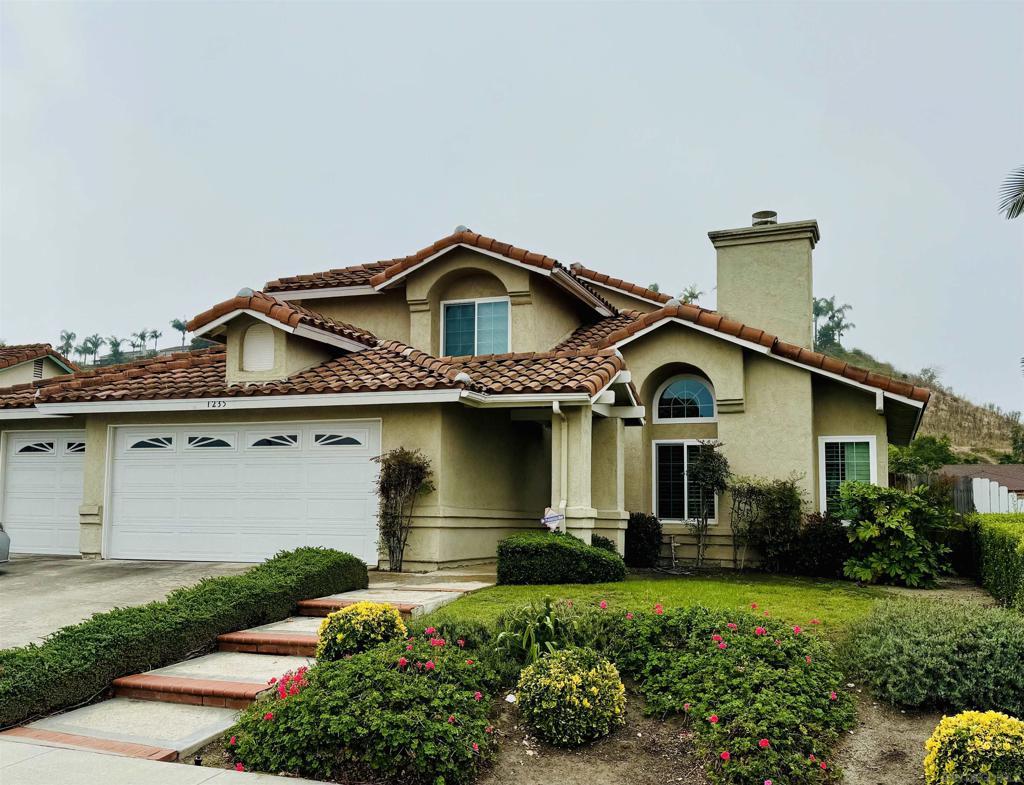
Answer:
xmin=0 ymin=213 xmax=929 ymax=568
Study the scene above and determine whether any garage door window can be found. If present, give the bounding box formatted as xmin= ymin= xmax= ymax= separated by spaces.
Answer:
xmin=249 ymin=433 xmax=299 ymax=448
xmin=314 ymin=433 xmax=362 ymax=447
xmin=17 ymin=441 xmax=54 ymax=455
xmin=130 ymin=436 xmax=173 ymax=450
xmin=64 ymin=441 xmax=86 ymax=454
xmin=187 ymin=435 xmax=234 ymax=449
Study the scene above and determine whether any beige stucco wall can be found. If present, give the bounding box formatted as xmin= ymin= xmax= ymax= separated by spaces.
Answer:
xmin=223 ymin=315 xmax=334 ymax=385
xmin=308 ymin=288 xmax=411 ymax=345
xmin=0 ymin=357 xmax=69 ymax=386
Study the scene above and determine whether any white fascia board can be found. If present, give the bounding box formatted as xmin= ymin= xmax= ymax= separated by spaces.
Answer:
xmin=768 ymin=352 xmax=927 ymax=410
xmin=551 ymin=269 xmax=614 ymax=317
xmin=0 ymin=408 xmax=70 ymax=420
xmin=578 ymin=278 xmax=667 ymax=307
xmin=193 ymin=309 xmax=293 ymax=339
xmin=270 ymin=286 xmax=377 ymax=301
xmin=459 ymin=391 xmax=591 ymax=408
xmin=593 ymin=404 xmax=646 ymax=419
xmin=35 ymin=389 xmax=462 ymax=415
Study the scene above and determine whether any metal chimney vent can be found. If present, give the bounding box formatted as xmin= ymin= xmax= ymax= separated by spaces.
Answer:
xmin=752 ymin=210 xmax=778 ymax=226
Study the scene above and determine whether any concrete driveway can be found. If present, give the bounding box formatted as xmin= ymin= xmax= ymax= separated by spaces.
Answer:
xmin=0 ymin=555 xmax=251 ymax=649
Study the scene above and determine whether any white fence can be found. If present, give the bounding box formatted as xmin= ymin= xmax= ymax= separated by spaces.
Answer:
xmin=972 ymin=477 xmax=1024 ymax=514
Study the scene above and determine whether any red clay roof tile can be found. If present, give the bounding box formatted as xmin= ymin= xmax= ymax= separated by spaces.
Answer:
xmin=0 ymin=344 xmax=78 ymax=371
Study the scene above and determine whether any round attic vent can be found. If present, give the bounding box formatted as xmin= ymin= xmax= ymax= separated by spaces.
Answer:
xmin=237 ymin=287 xmax=255 ymax=297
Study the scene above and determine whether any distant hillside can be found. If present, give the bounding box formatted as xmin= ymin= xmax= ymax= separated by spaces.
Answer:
xmin=825 ymin=346 xmax=1018 ymax=462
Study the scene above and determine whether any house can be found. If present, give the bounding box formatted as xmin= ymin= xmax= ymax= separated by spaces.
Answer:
xmin=0 ymin=213 xmax=930 ymax=568
xmin=939 ymin=464 xmax=1024 ymax=513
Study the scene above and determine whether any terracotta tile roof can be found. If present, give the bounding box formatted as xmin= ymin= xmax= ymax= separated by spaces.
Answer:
xmin=264 ymin=261 xmax=391 ymax=292
xmin=939 ymin=464 xmax=1024 ymax=494
xmin=567 ymin=265 xmax=672 ymax=305
xmin=187 ymin=290 xmax=377 ymax=347
xmin=444 ymin=348 xmax=624 ymax=396
xmin=0 ymin=382 xmax=42 ymax=409
xmin=555 ymin=311 xmax=644 ymax=351
xmin=0 ymin=343 xmax=78 ymax=371
xmin=592 ymin=303 xmax=931 ymax=404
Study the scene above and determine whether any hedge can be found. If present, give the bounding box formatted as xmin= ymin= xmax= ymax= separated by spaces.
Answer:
xmin=497 ymin=532 xmax=626 ymax=585
xmin=0 ymin=547 xmax=367 ymax=728
xmin=976 ymin=513 xmax=1024 ymax=610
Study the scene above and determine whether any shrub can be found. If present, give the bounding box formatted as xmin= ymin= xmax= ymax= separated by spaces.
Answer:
xmin=591 ymin=534 xmax=617 ymax=553
xmin=494 ymin=598 xmax=614 ymax=665
xmin=729 ymin=477 xmax=804 ymax=572
xmin=686 ymin=441 xmax=731 ymax=567
xmin=847 ymin=598 xmax=1024 ymax=717
xmin=516 ymin=647 xmax=625 ymax=747
xmin=838 ymin=481 xmax=952 ymax=587
xmin=374 ymin=447 xmax=434 ymax=572
xmin=625 ymin=512 xmax=662 ymax=568
xmin=497 ymin=532 xmax=625 ymax=585
xmin=229 ymin=631 xmax=499 ymax=785
xmin=923 ymin=710 xmax=1024 ymax=785
xmin=977 ymin=513 xmax=1024 ymax=610
xmin=606 ymin=605 xmax=854 ymax=785
xmin=316 ymin=601 xmax=407 ymax=661
xmin=785 ymin=513 xmax=852 ymax=579
xmin=0 ymin=548 xmax=366 ymax=729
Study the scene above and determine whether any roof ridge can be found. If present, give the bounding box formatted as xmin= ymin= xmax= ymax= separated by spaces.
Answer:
xmin=569 ymin=264 xmax=672 ymax=305
xmin=0 ymin=343 xmax=80 ymax=372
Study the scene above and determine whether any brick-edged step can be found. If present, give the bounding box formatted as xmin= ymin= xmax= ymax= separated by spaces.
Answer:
xmin=218 ymin=631 xmax=317 ymax=656
xmin=112 ymin=674 xmax=268 ymax=709
xmin=298 ymin=596 xmax=417 ymax=619
xmin=0 ymin=726 xmax=176 ymax=762
xmin=297 ymin=589 xmax=460 ymax=619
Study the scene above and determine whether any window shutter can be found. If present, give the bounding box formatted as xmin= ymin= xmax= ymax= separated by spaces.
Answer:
xmin=242 ymin=324 xmax=275 ymax=371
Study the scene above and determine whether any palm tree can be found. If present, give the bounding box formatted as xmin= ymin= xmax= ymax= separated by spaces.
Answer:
xmin=58 ymin=330 xmax=76 ymax=357
xmin=999 ymin=166 xmax=1024 ymax=219
xmin=170 ymin=319 xmax=188 ymax=348
xmin=82 ymin=334 xmax=105 ymax=364
xmin=679 ymin=284 xmax=704 ymax=304
xmin=131 ymin=330 xmax=149 ymax=355
xmin=107 ymin=336 xmax=126 ymax=364
xmin=74 ymin=343 xmax=90 ymax=365
xmin=149 ymin=329 xmax=163 ymax=351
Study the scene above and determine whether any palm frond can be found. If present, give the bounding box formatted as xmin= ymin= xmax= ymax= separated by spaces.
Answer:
xmin=998 ymin=166 xmax=1024 ymax=219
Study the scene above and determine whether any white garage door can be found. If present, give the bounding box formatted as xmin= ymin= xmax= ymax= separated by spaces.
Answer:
xmin=109 ymin=421 xmax=381 ymax=564
xmin=2 ymin=431 xmax=86 ymax=555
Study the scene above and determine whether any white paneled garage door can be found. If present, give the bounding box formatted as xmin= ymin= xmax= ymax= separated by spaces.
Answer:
xmin=108 ymin=421 xmax=381 ymax=564
xmin=2 ymin=431 xmax=86 ymax=555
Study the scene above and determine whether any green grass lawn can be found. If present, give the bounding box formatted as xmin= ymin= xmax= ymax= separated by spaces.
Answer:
xmin=429 ymin=571 xmax=886 ymax=639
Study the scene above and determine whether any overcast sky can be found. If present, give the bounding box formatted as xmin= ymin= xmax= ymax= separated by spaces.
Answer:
xmin=1 ymin=1 xmax=1021 ymax=410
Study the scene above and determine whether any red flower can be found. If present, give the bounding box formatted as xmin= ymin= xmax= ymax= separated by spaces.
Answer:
xmin=726 ymin=622 xmax=738 ymax=630
xmin=474 ymin=691 xmax=483 ymax=701
xmin=425 ymin=660 xmax=436 ymax=671
xmin=406 ymin=644 xmax=413 ymax=651
xmin=793 ymin=625 xmax=802 ymax=635
xmin=717 ymin=642 xmax=728 ymax=650
xmin=599 ymin=600 xmax=608 ymax=609
xmin=820 ymin=762 xmax=827 ymax=770
xmin=720 ymin=751 xmax=730 ymax=761
xmin=466 ymin=659 xmax=475 ymax=665
xmin=448 ymin=715 xmax=456 ymax=724
xmin=398 ymin=657 xmax=408 ymax=668
xmin=654 ymin=603 xmax=664 ymax=615
xmin=229 ymin=736 xmax=236 ymax=746
xmin=829 ymin=691 xmax=838 ymax=701
xmin=626 ymin=612 xmax=634 ymax=620
xmin=235 ymin=763 xmax=245 ymax=772
xmin=755 ymin=626 xmax=767 ymax=636
xmin=750 ymin=602 xmax=758 ymax=609
xmin=712 ymin=634 xmax=724 ymax=642
xmin=758 ymin=738 xmax=770 ymax=749
xmin=709 ymin=714 xmax=719 ymax=724
xmin=683 ymin=703 xmax=691 ymax=712
xmin=425 ymin=627 xmax=436 ymax=635
xmin=263 ymin=712 xmax=274 ymax=721
xmin=430 ymin=638 xmax=446 ymax=647
xmin=268 ymin=677 xmax=277 ymax=684
xmin=472 ymin=742 xmax=480 ymax=752
xmin=458 ymin=639 xmax=466 ymax=648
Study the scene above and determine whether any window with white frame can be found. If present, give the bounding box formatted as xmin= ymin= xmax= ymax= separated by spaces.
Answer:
xmin=653 ymin=375 xmax=716 ymax=422
xmin=818 ymin=436 xmax=877 ymax=513
xmin=653 ymin=441 xmax=717 ymax=521
xmin=441 ymin=298 xmax=509 ymax=356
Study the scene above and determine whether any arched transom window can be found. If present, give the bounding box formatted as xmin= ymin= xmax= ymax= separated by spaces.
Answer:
xmin=654 ymin=375 xmax=716 ymax=422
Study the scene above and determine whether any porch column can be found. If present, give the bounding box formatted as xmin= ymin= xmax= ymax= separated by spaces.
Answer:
xmin=564 ymin=405 xmax=596 ymax=544
xmin=591 ymin=416 xmax=628 ymax=554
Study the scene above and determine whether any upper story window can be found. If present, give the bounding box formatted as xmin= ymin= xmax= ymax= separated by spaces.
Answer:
xmin=242 ymin=323 xmax=275 ymax=371
xmin=442 ymin=297 xmax=509 ymax=356
xmin=653 ymin=375 xmax=716 ymax=422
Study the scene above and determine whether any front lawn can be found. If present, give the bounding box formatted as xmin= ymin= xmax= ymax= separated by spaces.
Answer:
xmin=428 ymin=571 xmax=885 ymax=638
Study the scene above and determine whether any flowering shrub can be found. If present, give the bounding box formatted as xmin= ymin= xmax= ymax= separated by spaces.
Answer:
xmin=316 ymin=601 xmax=407 ymax=660
xmin=228 ymin=631 xmax=500 ymax=785
xmin=847 ymin=598 xmax=1024 ymax=717
xmin=605 ymin=605 xmax=854 ymax=784
xmin=923 ymin=710 xmax=1024 ymax=784
xmin=516 ymin=647 xmax=626 ymax=747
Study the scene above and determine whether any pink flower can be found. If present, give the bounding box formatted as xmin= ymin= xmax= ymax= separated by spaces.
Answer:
xmin=229 ymin=736 xmax=236 ymax=746
xmin=809 ymin=754 xmax=816 ymax=762
xmin=268 ymin=676 xmax=277 ymax=684
xmin=758 ymin=738 xmax=770 ymax=749
xmin=750 ymin=602 xmax=758 ymax=609
xmin=810 ymin=618 xmax=821 ymax=625
xmin=398 ymin=657 xmax=408 ymax=668
xmin=720 ymin=751 xmax=730 ymax=761
xmin=235 ymin=763 xmax=245 ymax=772
xmin=448 ymin=715 xmax=456 ymax=724
xmin=755 ymin=626 xmax=767 ymax=636
xmin=458 ymin=639 xmax=466 ymax=648
xmin=263 ymin=712 xmax=274 ymax=721
xmin=425 ymin=660 xmax=435 ymax=671
xmin=474 ymin=691 xmax=483 ymax=701
xmin=774 ymin=639 xmax=782 ymax=646
xmin=654 ymin=603 xmax=664 ymax=615
xmin=718 ymin=642 xmax=728 ymax=650
xmin=793 ymin=625 xmax=802 ymax=635
xmin=829 ymin=691 xmax=838 ymax=701
xmin=806 ymin=655 xmax=812 ymax=664
xmin=472 ymin=742 xmax=479 ymax=752
xmin=626 ymin=612 xmax=634 ymax=620
xmin=683 ymin=703 xmax=691 ymax=712
xmin=765 ymin=781 xmax=773 ymax=785
xmin=406 ymin=644 xmax=413 ymax=651
xmin=430 ymin=638 xmax=446 ymax=647
xmin=599 ymin=600 xmax=608 ymax=609
xmin=712 ymin=634 xmax=724 ymax=642
xmin=709 ymin=714 xmax=719 ymax=724
xmin=425 ymin=627 xmax=436 ymax=635
xmin=820 ymin=762 xmax=827 ymax=770
xmin=726 ymin=622 xmax=738 ymax=630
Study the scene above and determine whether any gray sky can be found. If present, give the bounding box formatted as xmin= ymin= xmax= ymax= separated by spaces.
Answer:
xmin=2 ymin=1 xmax=1022 ymax=410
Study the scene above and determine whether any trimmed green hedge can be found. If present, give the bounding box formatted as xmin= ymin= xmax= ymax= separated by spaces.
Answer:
xmin=0 ymin=548 xmax=367 ymax=728
xmin=977 ymin=513 xmax=1024 ymax=610
xmin=497 ymin=532 xmax=626 ymax=585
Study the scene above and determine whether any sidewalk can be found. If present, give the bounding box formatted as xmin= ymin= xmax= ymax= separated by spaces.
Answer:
xmin=0 ymin=739 xmax=321 ymax=784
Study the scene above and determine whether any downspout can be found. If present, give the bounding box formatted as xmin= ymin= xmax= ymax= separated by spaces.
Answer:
xmin=552 ymin=401 xmax=568 ymax=534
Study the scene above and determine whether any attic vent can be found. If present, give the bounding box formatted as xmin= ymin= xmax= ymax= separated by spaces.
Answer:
xmin=752 ymin=210 xmax=778 ymax=226
xmin=242 ymin=323 xmax=275 ymax=371
xmin=33 ymin=358 xmax=44 ymax=379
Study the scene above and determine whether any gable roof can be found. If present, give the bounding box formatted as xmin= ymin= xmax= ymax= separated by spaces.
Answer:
xmin=187 ymin=290 xmax=377 ymax=349
xmin=566 ymin=265 xmax=672 ymax=306
xmin=0 ymin=343 xmax=78 ymax=372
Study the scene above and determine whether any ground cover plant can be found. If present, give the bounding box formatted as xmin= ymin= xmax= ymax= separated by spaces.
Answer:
xmin=497 ymin=531 xmax=625 ymax=585
xmin=0 ymin=548 xmax=367 ymax=729
xmin=923 ymin=710 xmax=1024 ymax=784
xmin=847 ymin=597 xmax=1024 ymax=717
xmin=316 ymin=600 xmax=407 ymax=660
xmin=976 ymin=513 xmax=1024 ymax=610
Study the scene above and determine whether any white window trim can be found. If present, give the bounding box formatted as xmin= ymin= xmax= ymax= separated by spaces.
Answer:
xmin=651 ymin=439 xmax=719 ymax=524
xmin=652 ymin=374 xmax=718 ymax=424
xmin=817 ymin=435 xmax=878 ymax=513
xmin=440 ymin=296 xmax=511 ymax=356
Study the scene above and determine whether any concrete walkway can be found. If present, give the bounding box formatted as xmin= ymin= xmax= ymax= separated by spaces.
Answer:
xmin=0 ymin=565 xmax=494 ymax=780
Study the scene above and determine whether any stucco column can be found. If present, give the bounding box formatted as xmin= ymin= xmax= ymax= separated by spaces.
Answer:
xmin=408 ymin=298 xmax=431 ymax=353
xmin=78 ymin=417 xmax=108 ymax=558
xmin=591 ymin=415 xmax=628 ymax=554
xmin=563 ymin=405 xmax=595 ymax=544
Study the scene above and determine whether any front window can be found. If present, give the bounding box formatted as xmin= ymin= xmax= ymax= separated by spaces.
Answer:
xmin=654 ymin=375 xmax=715 ymax=422
xmin=655 ymin=441 xmax=716 ymax=521
xmin=442 ymin=298 xmax=509 ymax=356
xmin=820 ymin=437 xmax=876 ymax=513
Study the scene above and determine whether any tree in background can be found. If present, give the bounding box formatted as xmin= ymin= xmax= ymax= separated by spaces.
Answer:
xmin=998 ymin=424 xmax=1024 ymax=464
xmin=679 ymin=284 xmax=704 ymax=304
xmin=889 ymin=435 xmax=958 ymax=476
xmin=170 ymin=319 xmax=188 ymax=347
xmin=73 ymin=342 xmax=90 ymax=364
xmin=813 ymin=296 xmax=856 ymax=351
xmin=647 ymin=283 xmax=660 ymax=293
xmin=106 ymin=336 xmax=126 ymax=365
xmin=131 ymin=330 xmax=149 ymax=354
xmin=149 ymin=329 xmax=163 ymax=351
xmin=999 ymin=166 xmax=1024 ymax=219
xmin=58 ymin=330 xmax=76 ymax=357
xmin=83 ymin=334 xmax=105 ymax=364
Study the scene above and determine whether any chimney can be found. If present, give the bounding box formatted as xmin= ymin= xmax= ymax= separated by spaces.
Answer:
xmin=708 ymin=211 xmax=820 ymax=348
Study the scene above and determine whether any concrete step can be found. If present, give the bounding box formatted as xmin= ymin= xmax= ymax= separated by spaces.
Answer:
xmin=0 ymin=698 xmax=238 ymax=761
xmin=112 ymin=651 xmax=312 ymax=708
xmin=296 ymin=588 xmax=460 ymax=619
xmin=217 ymin=615 xmax=321 ymax=656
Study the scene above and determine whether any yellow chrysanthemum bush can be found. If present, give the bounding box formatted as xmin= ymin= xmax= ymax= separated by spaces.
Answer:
xmin=516 ymin=646 xmax=626 ymax=747
xmin=316 ymin=601 xmax=407 ymax=660
xmin=923 ymin=710 xmax=1024 ymax=784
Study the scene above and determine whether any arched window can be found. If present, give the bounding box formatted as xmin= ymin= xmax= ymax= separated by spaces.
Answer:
xmin=654 ymin=375 xmax=716 ymax=422
xmin=242 ymin=323 xmax=275 ymax=371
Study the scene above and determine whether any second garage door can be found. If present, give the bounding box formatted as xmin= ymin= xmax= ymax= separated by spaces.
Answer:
xmin=108 ymin=420 xmax=381 ymax=564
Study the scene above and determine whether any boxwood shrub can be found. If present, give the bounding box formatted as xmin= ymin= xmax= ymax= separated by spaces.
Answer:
xmin=847 ymin=597 xmax=1024 ymax=717
xmin=976 ymin=513 xmax=1024 ymax=610
xmin=497 ymin=532 xmax=626 ymax=585
xmin=0 ymin=548 xmax=367 ymax=728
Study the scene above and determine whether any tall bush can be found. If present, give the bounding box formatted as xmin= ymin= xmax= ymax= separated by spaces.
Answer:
xmin=373 ymin=447 xmax=434 ymax=572
xmin=976 ymin=513 xmax=1024 ymax=610
xmin=686 ymin=441 xmax=731 ymax=568
xmin=624 ymin=512 xmax=662 ymax=567
xmin=729 ymin=477 xmax=804 ymax=572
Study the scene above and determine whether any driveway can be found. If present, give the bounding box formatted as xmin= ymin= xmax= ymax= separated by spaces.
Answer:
xmin=0 ymin=555 xmax=251 ymax=649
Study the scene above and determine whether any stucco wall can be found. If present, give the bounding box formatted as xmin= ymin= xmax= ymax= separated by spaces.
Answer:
xmin=306 ymin=288 xmax=412 ymax=345
xmin=223 ymin=315 xmax=333 ymax=385
xmin=0 ymin=357 xmax=68 ymax=386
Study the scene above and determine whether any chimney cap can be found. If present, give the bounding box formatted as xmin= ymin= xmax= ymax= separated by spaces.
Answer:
xmin=752 ymin=210 xmax=778 ymax=226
